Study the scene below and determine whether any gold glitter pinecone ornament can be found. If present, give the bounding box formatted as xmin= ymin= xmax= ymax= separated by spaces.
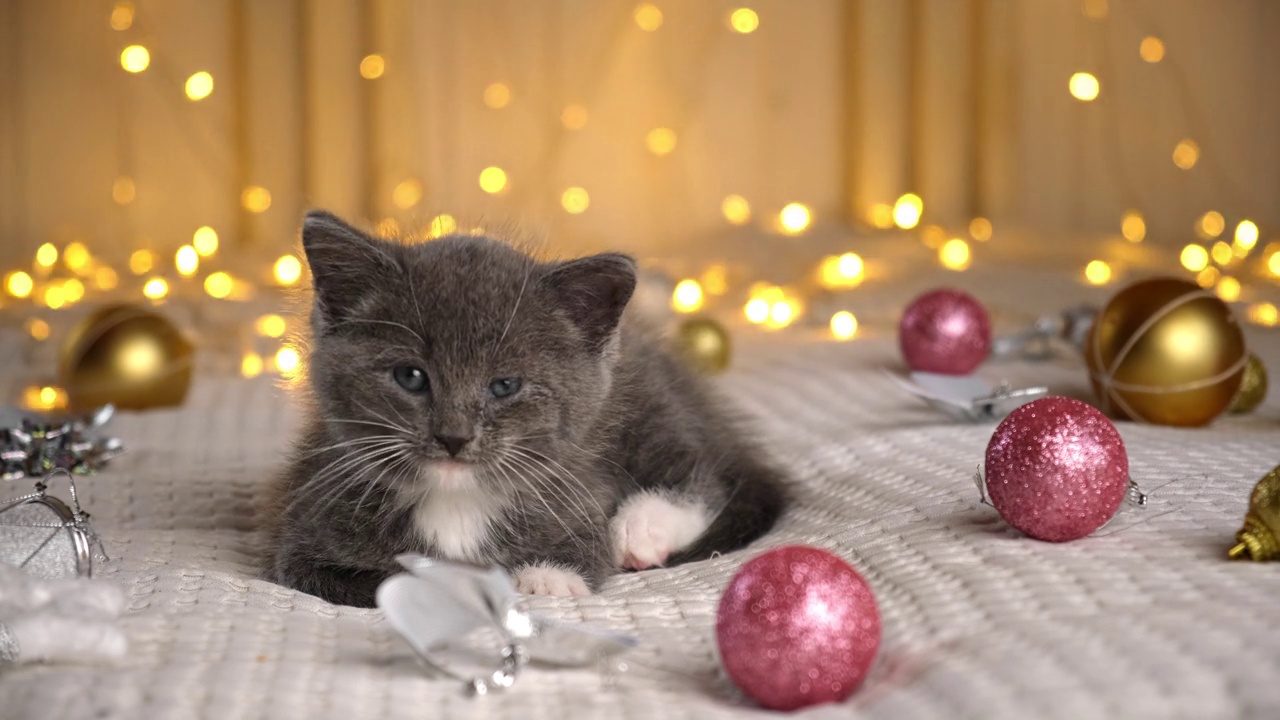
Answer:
xmin=59 ymin=304 xmax=194 ymax=411
xmin=1228 ymin=465 xmax=1280 ymax=561
xmin=1228 ymin=353 xmax=1268 ymax=414
xmin=673 ymin=317 xmax=731 ymax=374
xmin=1084 ymin=277 xmax=1246 ymax=427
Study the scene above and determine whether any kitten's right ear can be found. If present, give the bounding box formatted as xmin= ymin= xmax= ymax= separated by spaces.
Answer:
xmin=301 ymin=210 xmax=400 ymax=329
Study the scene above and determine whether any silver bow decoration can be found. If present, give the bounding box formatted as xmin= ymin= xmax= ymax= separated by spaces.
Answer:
xmin=377 ymin=554 xmax=637 ymax=696
xmin=888 ymin=371 xmax=1049 ymax=422
xmin=992 ymin=305 xmax=1098 ymax=360
xmin=0 ymin=405 xmax=125 ymax=482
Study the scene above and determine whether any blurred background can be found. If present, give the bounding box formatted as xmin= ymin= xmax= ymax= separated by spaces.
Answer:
xmin=1 ymin=0 xmax=1278 ymax=412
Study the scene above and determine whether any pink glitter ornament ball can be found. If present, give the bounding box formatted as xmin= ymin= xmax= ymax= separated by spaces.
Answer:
xmin=984 ymin=396 xmax=1130 ymax=542
xmin=899 ymin=289 xmax=992 ymax=375
xmin=715 ymin=546 xmax=880 ymax=712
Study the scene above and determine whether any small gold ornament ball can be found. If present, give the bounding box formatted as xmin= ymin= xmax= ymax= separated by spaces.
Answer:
xmin=674 ymin=317 xmax=731 ymax=373
xmin=1229 ymin=353 xmax=1268 ymax=414
xmin=1084 ymin=277 xmax=1246 ymax=427
xmin=59 ymin=304 xmax=194 ymax=411
xmin=1229 ymin=464 xmax=1280 ymax=561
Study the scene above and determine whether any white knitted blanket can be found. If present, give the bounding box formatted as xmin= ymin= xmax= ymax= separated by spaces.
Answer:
xmin=2 ymin=267 xmax=1279 ymax=719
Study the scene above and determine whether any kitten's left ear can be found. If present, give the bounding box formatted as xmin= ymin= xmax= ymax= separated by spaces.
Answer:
xmin=542 ymin=253 xmax=637 ymax=351
xmin=301 ymin=210 xmax=401 ymax=329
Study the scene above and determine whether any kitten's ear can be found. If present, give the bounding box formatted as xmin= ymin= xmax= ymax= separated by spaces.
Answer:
xmin=300 ymin=210 xmax=400 ymax=328
xmin=542 ymin=253 xmax=637 ymax=351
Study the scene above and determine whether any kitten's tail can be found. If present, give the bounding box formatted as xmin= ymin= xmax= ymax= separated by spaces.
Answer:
xmin=666 ymin=460 xmax=787 ymax=566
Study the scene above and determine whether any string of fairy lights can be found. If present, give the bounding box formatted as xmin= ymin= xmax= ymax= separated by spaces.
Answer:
xmin=2 ymin=0 xmax=1278 ymax=412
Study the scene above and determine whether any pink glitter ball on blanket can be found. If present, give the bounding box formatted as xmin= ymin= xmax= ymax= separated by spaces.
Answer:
xmin=984 ymin=396 xmax=1130 ymax=542
xmin=898 ymin=288 xmax=992 ymax=375
xmin=715 ymin=546 xmax=881 ymax=711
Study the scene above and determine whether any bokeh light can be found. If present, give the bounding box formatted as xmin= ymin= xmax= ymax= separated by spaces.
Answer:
xmin=1068 ymin=72 xmax=1099 ymax=101
xmin=779 ymin=203 xmax=811 ymax=234
xmin=830 ymin=311 xmax=857 ymax=340
xmin=672 ymin=279 xmax=704 ymax=313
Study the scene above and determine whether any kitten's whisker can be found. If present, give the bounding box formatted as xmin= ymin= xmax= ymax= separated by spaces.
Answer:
xmin=497 ymin=456 xmax=594 ymax=555
xmin=296 ymin=435 xmax=404 ymax=458
xmin=327 ymin=417 xmax=411 ymax=435
xmin=490 ymin=259 xmax=533 ymax=361
xmin=351 ymin=448 xmax=412 ymax=521
xmin=508 ymin=445 xmax=608 ymax=519
xmin=296 ymin=444 xmax=409 ymax=522
xmin=330 ymin=317 xmax=426 ymax=347
xmin=353 ymin=402 xmax=414 ymax=435
xmin=282 ymin=441 xmax=407 ymax=516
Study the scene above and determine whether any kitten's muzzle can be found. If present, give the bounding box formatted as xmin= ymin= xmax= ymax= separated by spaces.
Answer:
xmin=435 ymin=434 xmax=473 ymax=458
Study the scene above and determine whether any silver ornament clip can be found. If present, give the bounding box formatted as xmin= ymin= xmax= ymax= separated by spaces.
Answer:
xmin=992 ymin=305 xmax=1098 ymax=360
xmin=888 ymin=372 xmax=1049 ymax=422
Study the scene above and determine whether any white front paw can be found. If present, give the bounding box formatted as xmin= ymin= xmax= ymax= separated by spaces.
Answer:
xmin=514 ymin=564 xmax=591 ymax=596
xmin=610 ymin=492 xmax=709 ymax=570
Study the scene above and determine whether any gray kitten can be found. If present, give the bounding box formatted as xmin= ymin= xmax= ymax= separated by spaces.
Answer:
xmin=265 ymin=210 xmax=786 ymax=607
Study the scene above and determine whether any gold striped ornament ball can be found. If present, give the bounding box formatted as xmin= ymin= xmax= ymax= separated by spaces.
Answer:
xmin=1229 ymin=353 xmax=1268 ymax=414
xmin=1084 ymin=277 xmax=1246 ymax=427
xmin=59 ymin=304 xmax=194 ymax=411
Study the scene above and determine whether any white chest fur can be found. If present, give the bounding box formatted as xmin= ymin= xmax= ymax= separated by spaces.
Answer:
xmin=411 ymin=480 xmax=503 ymax=562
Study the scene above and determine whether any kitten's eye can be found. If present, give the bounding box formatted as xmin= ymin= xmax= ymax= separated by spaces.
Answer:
xmin=393 ymin=366 xmax=429 ymax=393
xmin=488 ymin=377 xmax=522 ymax=399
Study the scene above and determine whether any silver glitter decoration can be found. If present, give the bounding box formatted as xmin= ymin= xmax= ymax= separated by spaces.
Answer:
xmin=0 ymin=470 xmax=108 ymax=579
xmin=0 ymin=622 xmax=18 ymax=664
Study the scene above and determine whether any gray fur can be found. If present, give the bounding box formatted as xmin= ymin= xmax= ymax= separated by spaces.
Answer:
xmin=265 ymin=210 xmax=787 ymax=607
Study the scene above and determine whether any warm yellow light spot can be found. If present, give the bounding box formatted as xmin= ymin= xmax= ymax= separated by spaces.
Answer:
xmin=729 ymin=8 xmax=759 ymax=33
xmin=360 ymin=54 xmax=385 ymax=80
xmin=392 ymin=178 xmax=424 ymax=209
xmin=1234 ymin=220 xmax=1259 ymax=249
xmin=60 ymin=243 xmax=90 ymax=274
xmin=1196 ymin=266 xmax=1220 ymax=289
xmin=1216 ymin=276 xmax=1241 ymax=302
xmin=830 ymin=311 xmax=857 ymax=340
xmin=868 ymin=203 xmax=895 ymax=229
xmin=1269 ymin=249 xmax=1280 ymax=276
xmin=767 ymin=300 xmax=796 ymax=328
xmin=428 ymin=214 xmax=458 ymax=237
xmin=920 ymin=225 xmax=947 ymax=249
xmin=118 ymin=335 xmax=163 ymax=378
xmin=62 ymin=278 xmax=85 ymax=304
xmin=1172 ymin=139 xmax=1199 ymax=170
xmin=1139 ymin=36 xmax=1165 ymax=63
xmin=256 ymin=314 xmax=287 ymax=338
xmin=275 ymin=346 xmax=301 ymax=375
xmin=938 ymin=238 xmax=971 ymax=271
xmin=1121 ymin=211 xmax=1146 ymax=242
xmin=1068 ymin=72 xmax=1100 ymax=101
xmin=1247 ymin=302 xmax=1278 ymax=327
xmin=241 ymin=185 xmax=272 ymax=213
xmin=193 ymin=226 xmax=219 ymax=256
xmin=1198 ymin=210 xmax=1225 ymax=238
xmin=778 ymin=203 xmax=812 ymax=235
xmin=112 ymin=176 xmax=136 ymax=205
xmin=6 ymin=271 xmax=33 ymax=298
xmin=120 ymin=45 xmax=150 ymax=73
xmin=701 ymin=265 xmax=728 ymax=296
xmin=94 ymin=266 xmax=118 ymax=290
xmin=1211 ymin=241 xmax=1233 ymax=266
xmin=478 ymin=166 xmax=508 ymax=194
xmin=143 ymin=277 xmax=169 ymax=300
xmin=672 ymin=279 xmax=704 ymax=313
xmin=1082 ymin=0 xmax=1108 ymax=20
xmin=35 ymin=243 xmax=58 ymax=268
xmin=645 ymin=128 xmax=677 ymax=156
xmin=274 ymin=255 xmax=302 ymax=286
xmin=893 ymin=193 xmax=923 ymax=229
xmin=744 ymin=298 xmax=770 ymax=324
xmin=483 ymin=83 xmax=511 ymax=109
xmin=129 ymin=249 xmax=154 ymax=275
xmin=175 ymin=245 xmax=199 ymax=276
xmin=561 ymin=104 xmax=588 ymax=130
xmin=24 ymin=386 xmax=67 ymax=412
xmin=819 ymin=253 xmax=864 ymax=289
xmin=374 ymin=218 xmax=400 ymax=238
xmin=1180 ymin=244 xmax=1209 ymax=272
xmin=561 ymin=187 xmax=590 ymax=214
xmin=969 ymin=217 xmax=993 ymax=242
xmin=722 ymin=195 xmax=751 ymax=225
xmin=634 ymin=3 xmax=663 ymax=31
xmin=241 ymin=352 xmax=264 ymax=378
xmin=185 ymin=71 xmax=214 ymax=101
xmin=42 ymin=285 xmax=66 ymax=309
xmin=1084 ymin=260 xmax=1112 ymax=285
xmin=204 ymin=271 xmax=233 ymax=299
xmin=110 ymin=1 xmax=134 ymax=31
xmin=26 ymin=318 xmax=49 ymax=340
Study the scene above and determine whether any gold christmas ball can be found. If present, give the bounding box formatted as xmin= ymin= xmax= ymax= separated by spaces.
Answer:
xmin=1229 ymin=353 xmax=1268 ymax=414
xmin=59 ymin=304 xmax=194 ymax=411
xmin=1084 ymin=277 xmax=1245 ymax=427
xmin=673 ymin=317 xmax=731 ymax=373
xmin=1228 ymin=464 xmax=1280 ymax=561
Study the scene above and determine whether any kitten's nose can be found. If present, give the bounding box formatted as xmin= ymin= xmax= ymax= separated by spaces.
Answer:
xmin=434 ymin=434 xmax=472 ymax=458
